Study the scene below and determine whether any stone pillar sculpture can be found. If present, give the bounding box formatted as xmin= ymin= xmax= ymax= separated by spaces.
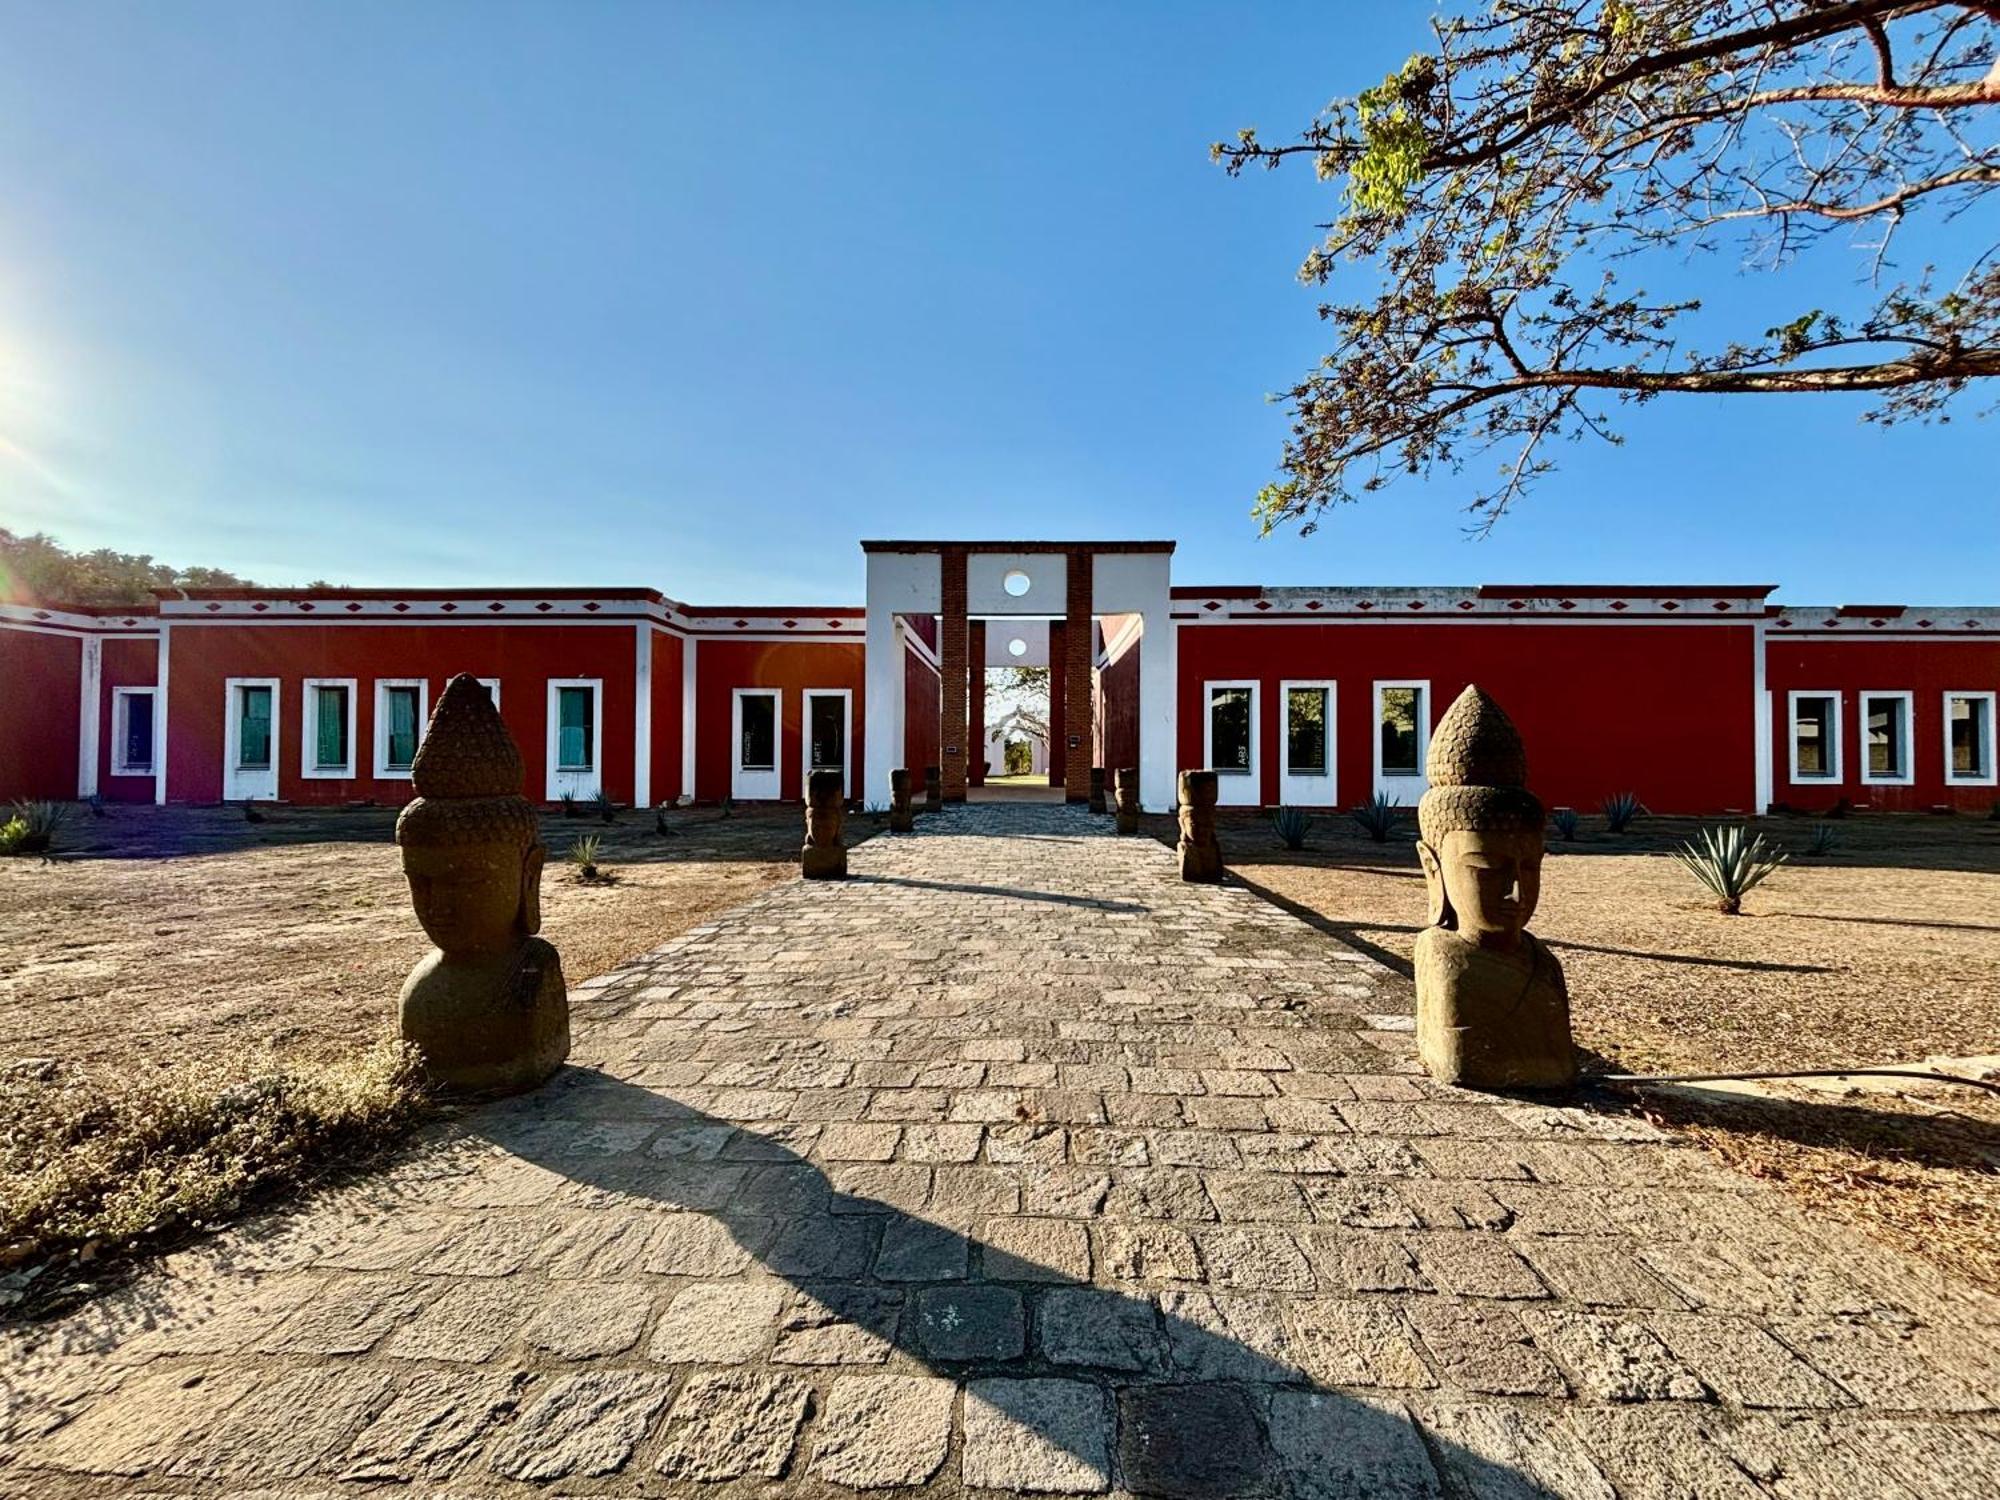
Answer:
xmin=394 ymin=674 xmax=569 ymax=1096
xmin=1176 ymin=770 xmax=1223 ymax=882
xmin=804 ymin=769 xmax=848 ymax=879
xmin=889 ymin=768 xmax=914 ymax=832
xmin=924 ymin=765 xmax=943 ymax=814
xmin=1115 ymin=767 xmax=1140 ymax=835
xmin=1089 ymin=767 xmax=1107 ymax=814
xmin=1414 ymin=686 xmax=1577 ymax=1090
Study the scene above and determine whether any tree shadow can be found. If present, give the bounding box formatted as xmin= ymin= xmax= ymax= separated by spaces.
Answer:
xmin=471 ymin=1069 xmax=1542 ymax=1497
xmin=1541 ymin=940 xmax=1837 ymax=975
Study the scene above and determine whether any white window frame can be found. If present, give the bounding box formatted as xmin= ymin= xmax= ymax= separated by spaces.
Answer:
xmin=223 ymin=677 xmax=281 ymax=802
xmin=801 ymin=687 xmax=854 ymax=800
xmin=300 ymin=678 xmax=358 ymax=780
xmin=546 ymin=678 xmax=604 ymax=801
xmin=373 ymin=678 xmax=429 ymax=781
xmin=1278 ymin=678 xmax=1337 ymax=807
xmin=1859 ymin=690 xmax=1915 ymax=786
xmin=1944 ymin=690 xmax=1997 ymax=787
xmin=478 ymin=677 xmax=501 ymax=709
xmin=1203 ymin=679 xmax=1260 ymax=807
xmin=109 ymin=692 xmax=156 ymax=780
xmin=731 ymin=687 xmax=782 ymax=802
xmin=1787 ymin=690 xmax=1842 ymax=784
xmin=1372 ymin=679 xmax=1431 ymax=802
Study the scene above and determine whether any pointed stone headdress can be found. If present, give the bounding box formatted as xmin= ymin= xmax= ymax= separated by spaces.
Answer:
xmin=394 ymin=675 xmax=541 ymax=848
xmin=1417 ymin=685 xmax=1544 ymax=841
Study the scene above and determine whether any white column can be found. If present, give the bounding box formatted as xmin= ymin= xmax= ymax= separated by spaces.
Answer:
xmin=77 ymin=635 xmax=102 ymax=799
xmin=153 ymin=624 xmax=171 ymax=806
xmin=1753 ymin=619 xmax=1772 ymax=815
xmin=1138 ymin=610 xmax=1177 ymax=812
xmin=864 ymin=607 xmax=903 ymax=811
xmin=633 ymin=622 xmax=653 ymax=808
xmin=679 ymin=636 xmax=697 ymax=804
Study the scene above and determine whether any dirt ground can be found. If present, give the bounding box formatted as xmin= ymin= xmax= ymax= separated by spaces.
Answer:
xmin=1208 ymin=806 xmax=2000 ymax=1291
xmin=0 ymin=802 xmax=820 ymax=1076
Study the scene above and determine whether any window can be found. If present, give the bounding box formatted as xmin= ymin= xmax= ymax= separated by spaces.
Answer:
xmin=301 ymin=679 xmax=356 ymax=778
xmin=1208 ymin=685 xmax=1253 ymax=773
xmin=1789 ymin=692 xmax=1840 ymax=782
xmin=545 ymin=679 xmax=603 ymax=799
xmin=1861 ymin=692 xmax=1913 ymax=784
xmin=1286 ymin=685 xmax=1329 ymax=776
xmin=809 ymin=694 xmax=846 ymax=773
xmin=1377 ymin=683 xmax=1427 ymax=778
xmin=739 ymin=692 xmax=776 ymax=771
xmin=373 ymin=679 xmax=427 ymax=778
xmin=556 ymin=686 xmax=595 ymax=771
xmin=111 ymin=688 xmax=155 ymax=776
xmin=1946 ymin=692 xmax=1996 ymax=785
xmin=237 ymin=683 xmax=274 ymax=768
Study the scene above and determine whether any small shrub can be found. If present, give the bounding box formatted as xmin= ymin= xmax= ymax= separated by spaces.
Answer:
xmin=241 ymin=798 xmax=264 ymax=824
xmin=0 ymin=817 xmax=29 ymax=856
xmin=2 ymin=800 xmax=68 ymax=855
xmin=1551 ymin=807 xmax=1579 ymax=841
xmin=1351 ymin=794 xmax=1402 ymax=843
xmin=86 ymin=792 xmax=105 ymax=818
xmin=559 ymin=790 xmax=580 ymax=819
xmin=1672 ymin=824 xmax=1787 ymax=915
xmin=594 ymin=790 xmax=616 ymax=825
xmin=719 ymin=796 xmax=735 ymax=819
xmin=654 ymin=805 xmax=678 ymax=837
xmin=569 ymin=834 xmax=603 ymax=881
xmin=1806 ymin=822 xmax=1837 ymax=856
xmin=1273 ymin=806 xmax=1311 ymax=851
xmin=1601 ymin=791 xmax=1641 ymax=833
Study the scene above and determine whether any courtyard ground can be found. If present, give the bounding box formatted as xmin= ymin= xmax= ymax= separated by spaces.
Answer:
xmin=1215 ymin=807 xmax=2000 ymax=1292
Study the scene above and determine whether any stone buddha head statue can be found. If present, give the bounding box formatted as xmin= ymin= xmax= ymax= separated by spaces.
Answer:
xmin=1416 ymin=686 xmax=1545 ymax=952
xmin=394 ymin=675 xmax=545 ymax=960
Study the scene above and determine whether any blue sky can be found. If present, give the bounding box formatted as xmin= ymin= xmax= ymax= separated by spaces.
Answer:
xmin=0 ymin=1 xmax=1991 ymax=605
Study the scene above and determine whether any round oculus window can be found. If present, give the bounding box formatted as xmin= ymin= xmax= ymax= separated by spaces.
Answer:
xmin=1007 ymin=637 xmax=1028 ymax=658
xmin=1002 ymin=569 xmax=1031 ymax=598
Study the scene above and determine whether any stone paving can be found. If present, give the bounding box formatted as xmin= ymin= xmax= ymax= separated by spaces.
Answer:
xmin=6 ymin=802 xmax=2000 ymax=1497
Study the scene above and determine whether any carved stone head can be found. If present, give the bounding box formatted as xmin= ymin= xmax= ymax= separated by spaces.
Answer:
xmin=1416 ymin=686 xmax=1545 ymax=951
xmin=395 ymin=675 xmax=545 ymax=959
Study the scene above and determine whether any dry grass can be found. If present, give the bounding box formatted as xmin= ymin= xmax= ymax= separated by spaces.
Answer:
xmin=0 ymin=801 xmax=818 ymax=1292
xmin=1216 ymin=807 xmax=2000 ymax=1292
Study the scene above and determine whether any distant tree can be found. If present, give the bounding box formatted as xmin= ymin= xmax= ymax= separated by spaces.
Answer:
xmin=991 ymin=666 xmax=1052 ymax=696
xmin=1217 ymin=0 xmax=2000 ymax=533
xmin=0 ymin=529 xmax=263 ymax=604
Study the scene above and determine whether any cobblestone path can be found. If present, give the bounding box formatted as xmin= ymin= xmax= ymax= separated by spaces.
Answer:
xmin=7 ymin=804 xmax=2000 ymax=1496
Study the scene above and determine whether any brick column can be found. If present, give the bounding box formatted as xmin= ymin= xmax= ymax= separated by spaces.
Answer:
xmin=1064 ymin=550 xmax=1094 ymax=801
xmin=968 ymin=620 xmax=987 ymax=786
xmin=1047 ymin=621 xmax=1066 ymax=788
xmin=940 ymin=548 xmax=969 ymax=801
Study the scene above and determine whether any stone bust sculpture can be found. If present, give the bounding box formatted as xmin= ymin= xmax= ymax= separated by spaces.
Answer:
xmin=1413 ymin=686 xmax=1576 ymax=1090
xmin=395 ymin=674 xmax=570 ymax=1095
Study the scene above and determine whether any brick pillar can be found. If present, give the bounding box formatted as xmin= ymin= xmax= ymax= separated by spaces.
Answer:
xmin=1064 ymin=550 xmax=1094 ymax=801
xmin=1047 ymin=621 xmax=1066 ymax=787
xmin=968 ymin=620 xmax=987 ymax=787
xmin=940 ymin=548 xmax=969 ymax=801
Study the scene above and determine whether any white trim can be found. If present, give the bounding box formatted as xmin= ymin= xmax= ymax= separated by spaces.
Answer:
xmin=1787 ymin=690 xmax=1843 ymax=784
xmin=109 ymin=686 xmax=156 ymax=778
xmin=372 ymin=679 xmax=429 ymax=780
xmin=155 ymin=624 xmax=171 ymax=805
xmin=223 ymin=677 xmax=281 ymax=802
xmin=477 ymin=677 xmax=501 ymax=708
xmin=1945 ymin=691 xmax=1998 ymax=787
xmin=634 ymin=623 xmax=653 ymax=808
xmin=299 ymin=678 xmax=359 ymax=779
xmin=680 ymin=637 xmax=697 ymax=803
xmin=1278 ymin=679 xmax=1337 ymax=808
xmin=546 ymin=678 xmax=604 ymax=801
xmin=1171 ymin=614 xmax=1759 ymax=630
xmin=1858 ymin=690 xmax=1915 ymax=786
xmin=731 ymin=687 xmax=782 ymax=801
xmin=1202 ymin=679 xmax=1260 ymax=807
xmin=1752 ymin=617 xmax=1772 ymax=813
xmin=1372 ymin=679 xmax=1431 ymax=802
xmin=801 ymin=688 xmax=854 ymax=800
xmin=77 ymin=637 xmax=102 ymax=798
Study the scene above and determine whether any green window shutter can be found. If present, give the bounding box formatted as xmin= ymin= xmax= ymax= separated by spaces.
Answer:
xmin=239 ymin=687 xmax=272 ymax=766
xmin=387 ymin=688 xmax=419 ymax=769
xmin=559 ymin=687 xmax=592 ymax=770
xmin=316 ymin=687 xmax=347 ymax=769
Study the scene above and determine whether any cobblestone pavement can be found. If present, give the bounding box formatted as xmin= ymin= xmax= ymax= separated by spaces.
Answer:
xmin=7 ymin=803 xmax=2000 ymax=1497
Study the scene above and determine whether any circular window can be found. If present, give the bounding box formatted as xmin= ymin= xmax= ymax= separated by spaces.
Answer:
xmin=1002 ymin=569 xmax=1031 ymax=598
xmin=1007 ymin=637 xmax=1028 ymax=658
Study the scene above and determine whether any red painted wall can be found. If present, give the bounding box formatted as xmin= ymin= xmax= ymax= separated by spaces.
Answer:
xmin=649 ymin=627 xmax=685 ymax=804
xmin=1175 ymin=621 xmax=1760 ymax=814
xmin=164 ymin=623 xmax=640 ymax=805
xmin=693 ymin=638 xmax=867 ymax=802
xmin=904 ymin=647 xmax=940 ymax=785
xmin=1098 ymin=637 xmax=1140 ymax=774
xmin=97 ymin=636 xmax=161 ymax=801
xmin=1765 ymin=636 xmax=2000 ymax=813
xmin=0 ymin=626 xmax=82 ymax=800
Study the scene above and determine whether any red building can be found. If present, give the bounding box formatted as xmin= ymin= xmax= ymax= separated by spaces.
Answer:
xmin=2 ymin=547 xmax=1994 ymax=816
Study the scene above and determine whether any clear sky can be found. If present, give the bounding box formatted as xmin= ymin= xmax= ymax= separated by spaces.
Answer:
xmin=1 ymin=1 xmax=1992 ymax=606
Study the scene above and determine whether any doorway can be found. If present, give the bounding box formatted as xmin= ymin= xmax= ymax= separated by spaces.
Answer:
xmin=731 ymin=688 xmax=781 ymax=801
xmin=803 ymin=688 xmax=852 ymax=799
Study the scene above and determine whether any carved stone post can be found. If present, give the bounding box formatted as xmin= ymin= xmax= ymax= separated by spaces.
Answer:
xmin=889 ymin=768 xmax=914 ymax=833
xmin=803 ymin=769 xmax=847 ymax=879
xmin=924 ymin=765 xmax=942 ymax=814
xmin=1176 ymin=770 xmax=1223 ymax=882
xmin=1089 ymin=767 xmax=1107 ymax=814
xmin=1115 ymin=767 xmax=1140 ymax=836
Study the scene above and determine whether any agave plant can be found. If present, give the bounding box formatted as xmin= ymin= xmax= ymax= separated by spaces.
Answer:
xmin=1350 ymin=794 xmax=1402 ymax=844
xmin=1601 ymin=791 xmax=1642 ymax=833
xmin=1550 ymin=807 xmax=1579 ymax=841
xmin=594 ymin=789 xmax=617 ymax=824
xmin=1672 ymin=825 xmax=1787 ymax=915
xmin=3 ymin=799 xmax=69 ymax=855
xmin=1273 ymin=806 xmax=1311 ymax=851
xmin=1805 ymin=822 xmax=1837 ymax=857
xmin=569 ymin=834 xmax=603 ymax=881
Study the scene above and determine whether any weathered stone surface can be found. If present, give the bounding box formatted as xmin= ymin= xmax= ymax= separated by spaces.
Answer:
xmin=1526 ymin=1312 xmax=1708 ymax=1402
xmin=982 ymin=1215 xmax=1092 ymax=1281
xmin=810 ymin=1374 xmax=954 ymax=1487
xmin=1268 ymin=1390 xmax=1443 ymax=1499
xmin=648 ymin=1280 xmax=786 ymax=1364
xmin=382 ymin=1281 xmax=529 ymax=1362
xmin=339 ymin=1371 xmax=529 ymax=1482
xmin=30 ymin=1367 xmax=260 ymax=1475
xmin=1036 ymin=1287 xmax=1163 ymax=1371
xmin=166 ymin=1367 xmax=394 ymax=1480
xmin=654 ymin=1370 xmax=812 ymax=1480
xmin=1418 ymin=1398 xmax=1616 ymax=1500
xmin=773 ymin=1283 xmax=902 ymax=1365
xmin=875 ymin=1217 xmax=970 ymax=1281
xmin=520 ymin=1281 xmax=653 ymax=1359
xmin=1289 ymin=1299 xmax=1436 ymax=1389
xmin=1407 ymin=1302 xmax=1567 ymax=1396
xmin=1117 ymin=1382 xmax=1264 ymax=1497
xmin=486 ymin=1371 xmax=675 ymax=1481
xmin=910 ymin=1284 xmax=1025 ymax=1361
xmin=963 ymin=1377 xmax=1112 ymax=1492
xmin=1649 ymin=1314 xmax=1853 ymax=1409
